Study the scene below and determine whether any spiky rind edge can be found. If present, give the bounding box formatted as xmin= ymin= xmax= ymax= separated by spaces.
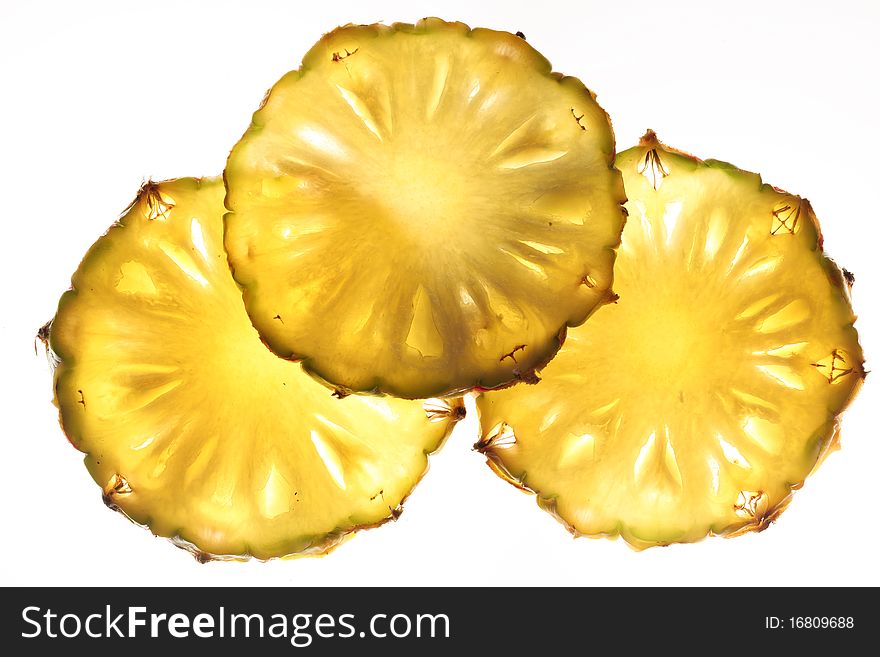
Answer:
xmin=44 ymin=178 xmax=466 ymax=562
xmin=222 ymin=17 xmax=627 ymax=400
xmin=474 ymin=133 xmax=866 ymax=549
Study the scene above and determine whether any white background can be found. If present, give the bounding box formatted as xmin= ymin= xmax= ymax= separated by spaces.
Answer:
xmin=1 ymin=0 xmax=877 ymax=586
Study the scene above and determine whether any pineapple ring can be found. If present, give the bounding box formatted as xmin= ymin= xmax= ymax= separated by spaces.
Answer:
xmin=48 ymin=178 xmax=464 ymax=561
xmin=476 ymin=132 xmax=864 ymax=548
xmin=224 ymin=18 xmax=625 ymax=399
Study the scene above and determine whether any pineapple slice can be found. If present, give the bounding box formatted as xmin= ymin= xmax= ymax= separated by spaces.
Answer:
xmin=476 ymin=131 xmax=864 ymax=548
xmin=47 ymin=177 xmax=464 ymax=561
xmin=224 ymin=18 xmax=625 ymax=399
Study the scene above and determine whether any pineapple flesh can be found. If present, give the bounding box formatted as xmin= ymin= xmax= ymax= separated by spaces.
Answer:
xmin=476 ymin=132 xmax=864 ymax=548
xmin=224 ymin=18 xmax=626 ymax=399
xmin=48 ymin=177 xmax=464 ymax=560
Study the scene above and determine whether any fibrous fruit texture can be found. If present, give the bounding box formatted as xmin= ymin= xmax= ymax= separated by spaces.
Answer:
xmin=476 ymin=131 xmax=864 ymax=548
xmin=48 ymin=177 xmax=463 ymax=560
xmin=224 ymin=18 xmax=626 ymax=399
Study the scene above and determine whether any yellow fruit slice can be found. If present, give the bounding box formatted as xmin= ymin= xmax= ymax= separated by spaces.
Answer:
xmin=476 ymin=131 xmax=864 ymax=548
xmin=48 ymin=177 xmax=464 ymax=561
xmin=224 ymin=18 xmax=625 ymax=399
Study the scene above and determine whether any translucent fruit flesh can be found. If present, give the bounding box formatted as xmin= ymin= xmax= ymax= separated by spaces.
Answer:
xmin=49 ymin=178 xmax=463 ymax=560
xmin=224 ymin=18 xmax=625 ymax=399
xmin=476 ymin=132 xmax=864 ymax=548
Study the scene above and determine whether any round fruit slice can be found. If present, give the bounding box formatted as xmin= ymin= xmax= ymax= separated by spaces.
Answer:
xmin=224 ymin=18 xmax=625 ymax=399
xmin=476 ymin=131 xmax=864 ymax=548
xmin=47 ymin=177 xmax=464 ymax=561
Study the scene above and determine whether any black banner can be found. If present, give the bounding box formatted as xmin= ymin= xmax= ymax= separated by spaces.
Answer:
xmin=1 ymin=587 xmax=872 ymax=653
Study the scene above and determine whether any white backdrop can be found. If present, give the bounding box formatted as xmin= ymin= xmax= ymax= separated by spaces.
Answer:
xmin=1 ymin=0 xmax=877 ymax=586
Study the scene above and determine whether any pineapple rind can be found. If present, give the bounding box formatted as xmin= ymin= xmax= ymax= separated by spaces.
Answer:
xmin=224 ymin=18 xmax=626 ymax=399
xmin=49 ymin=177 xmax=463 ymax=560
xmin=476 ymin=134 xmax=864 ymax=548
